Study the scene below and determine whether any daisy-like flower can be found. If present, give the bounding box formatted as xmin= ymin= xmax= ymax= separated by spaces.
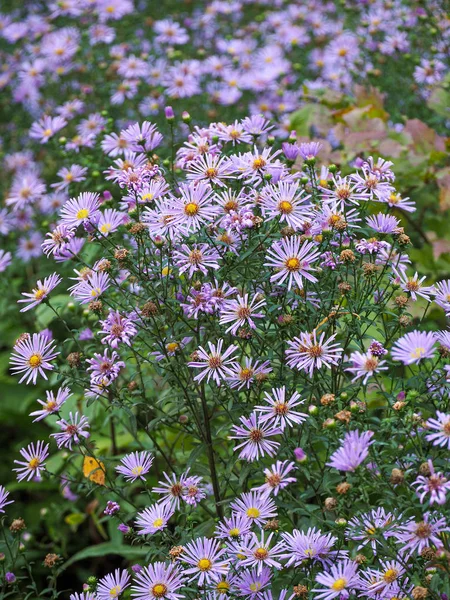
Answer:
xmin=395 ymin=269 xmax=434 ymax=302
xmin=188 ymin=339 xmax=237 ymax=385
xmin=0 ymin=486 xmax=13 ymax=514
xmin=97 ymin=209 xmax=127 ymax=236
xmin=13 ymin=441 xmax=49 ymax=482
xmin=265 ymin=238 xmax=320 ymax=290
xmin=286 ymin=330 xmax=343 ymax=375
xmin=359 ymin=560 xmax=405 ymax=597
xmin=51 ymin=164 xmax=88 ymax=192
xmin=220 ymin=293 xmax=266 ymax=335
xmin=99 ymin=310 xmax=138 ymax=348
xmin=87 ymin=349 xmax=125 ymax=385
xmin=327 ymin=430 xmax=374 ymax=472
xmin=97 ymin=569 xmax=131 ymax=600
xmin=229 ymin=412 xmax=281 ymax=462
xmin=70 ymin=594 xmax=96 ymax=600
xmin=135 ymin=503 xmax=174 ymax=535
xmin=167 ymin=182 xmax=218 ymax=234
xmin=230 ymin=492 xmax=277 ymax=526
xmin=391 ymin=330 xmax=436 ymax=365
xmin=345 ymin=508 xmax=399 ymax=555
xmin=299 ymin=141 xmax=322 ymax=161
xmin=313 ymin=559 xmax=359 ymax=600
xmin=252 ymin=461 xmax=296 ymax=496
xmin=0 ymin=250 xmax=12 ymax=272
xmin=131 ymin=562 xmax=185 ymax=600
xmin=254 ymin=386 xmax=307 ymax=431
xmin=280 ymin=527 xmax=342 ymax=568
xmin=425 ymin=411 xmax=450 ymax=450
xmin=70 ymin=271 xmax=111 ymax=304
xmin=152 ymin=470 xmax=191 ymax=509
xmin=186 ymin=153 xmax=234 ymax=187
xmin=121 ymin=121 xmax=163 ymax=152
xmin=10 ymin=332 xmax=59 ymax=385
xmin=434 ymin=279 xmax=450 ymax=315
xmin=18 ymin=273 xmax=62 ymax=312
xmin=231 ymin=567 xmax=272 ymax=598
xmin=412 ymin=461 xmax=450 ymax=506
xmin=29 ymin=115 xmax=67 ymax=143
xmin=226 ymin=358 xmax=272 ymax=390
xmin=52 ymin=412 xmax=90 ymax=450
xmin=239 ymin=531 xmax=284 ymax=574
xmin=173 ymin=243 xmax=221 ymax=277
xmin=364 ymin=157 xmax=395 ymax=182
xmin=321 ymin=175 xmax=369 ymax=208
xmin=384 ymin=191 xmax=416 ymax=212
xmin=59 ymin=192 xmax=101 ymax=228
xmin=41 ymin=224 xmax=75 ymax=257
xmin=231 ymin=147 xmax=283 ymax=184
xmin=181 ymin=537 xmax=229 ymax=586
xmin=351 ymin=167 xmax=394 ymax=202
xmin=116 ymin=451 xmax=154 ymax=482
xmin=395 ymin=513 xmax=449 ymax=556
xmin=366 ymin=213 xmax=401 ymax=234
xmin=260 ymin=181 xmax=311 ymax=230
xmin=182 ymin=474 xmax=206 ymax=507
xmin=215 ymin=513 xmax=252 ymax=540
xmin=345 ymin=350 xmax=388 ymax=384
xmin=29 ymin=386 xmax=71 ymax=422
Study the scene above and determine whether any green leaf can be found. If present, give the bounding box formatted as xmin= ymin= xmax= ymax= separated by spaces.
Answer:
xmin=59 ymin=542 xmax=149 ymax=572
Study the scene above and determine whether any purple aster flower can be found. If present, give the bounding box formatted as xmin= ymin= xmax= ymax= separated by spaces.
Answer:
xmin=282 ymin=142 xmax=300 ymax=161
xmin=294 ymin=447 xmax=307 ymax=462
xmin=391 ymin=330 xmax=436 ymax=365
xmin=97 ymin=569 xmax=130 ymax=600
xmin=286 ymin=330 xmax=343 ymax=375
xmin=254 ymin=386 xmax=307 ymax=431
xmin=259 ymin=181 xmax=311 ymax=231
xmin=51 ymin=164 xmax=88 ymax=192
xmin=345 ymin=508 xmax=400 ymax=555
xmin=345 ymin=350 xmax=388 ymax=384
xmin=104 ymin=501 xmax=120 ymax=516
xmin=135 ymin=503 xmax=174 ymax=535
xmin=41 ymin=224 xmax=75 ymax=257
xmin=395 ymin=270 xmax=434 ymax=302
xmin=215 ymin=513 xmax=252 ymax=540
xmin=13 ymin=440 xmax=49 ymax=482
xmin=252 ymin=460 xmax=296 ymax=496
xmin=239 ymin=530 xmax=284 ymax=574
xmin=86 ymin=349 xmax=125 ymax=385
xmin=70 ymin=593 xmax=96 ymax=600
xmin=173 ymin=243 xmax=221 ymax=277
xmin=425 ymin=411 xmax=450 ymax=449
xmin=29 ymin=115 xmax=67 ymax=143
xmin=368 ymin=340 xmax=387 ymax=356
xmin=10 ymin=332 xmax=59 ymax=385
xmin=70 ymin=271 xmax=111 ymax=304
xmin=313 ymin=559 xmax=359 ymax=600
xmin=219 ymin=293 xmax=266 ymax=335
xmin=226 ymin=358 xmax=272 ymax=390
xmin=51 ymin=412 xmax=90 ymax=450
xmin=152 ymin=470 xmax=191 ymax=510
xmin=327 ymin=430 xmax=374 ymax=472
xmin=181 ymin=475 xmax=206 ymax=506
xmin=188 ymin=339 xmax=237 ymax=385
xmin=0 ymin=486 xmax=13 ymax=514
xmin=265 ymin=238 xmax=320 ymax=290
xmin=231 ymin=567 xmax=272 ymax=598
xmin=434 ymin=279 xmax=450 ymax=315
xmin=99 ymin=310 xmax=138 ymax=348
xmin=18 ymin=273 xmax=62 ymax=312
xmin=5 ymin=572 xmax=16 ymax=584
xmin=121 ymin=121 xmax=163 ymax=152
xmin=230 ymin=492 xmax=277 ymax=526
xmin=116 ymin=451 xmax=154 ymax=482
xmin=366 ymin=213 xmax=401 ymax=233
xmin=181 ymin=537 xmax=229 ymax=585
xmin=59 ymin=192 xmax=101 ymax=228
xmin=412 ymin=461 xmax=450 ymax=505
xmin=0 ymin=250 xmax=12 ymax=272
xmin=299 ymin=141 xmax=322 ymax=161
xmin=29 ymin=386 xmax=71 ymax=421
xmin=395 ymin=513 xmax=449 ymax=556
xmin=131 ymin=562 xmax=185 ymax=600
xmin=229 ymin=412 xmax=281 ymax=462
xmin=281 ymin=527 xmax=343 ymax=568
xmin=97 ymin=209 xmax=127 ymax=236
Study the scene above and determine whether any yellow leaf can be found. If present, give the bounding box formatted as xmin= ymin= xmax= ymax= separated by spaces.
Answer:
xmin=83 ymin=456 xmax=106 ymax=486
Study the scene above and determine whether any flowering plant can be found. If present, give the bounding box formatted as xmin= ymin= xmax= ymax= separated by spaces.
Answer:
xmin=1 ymin=113 xmax=450 ymax=600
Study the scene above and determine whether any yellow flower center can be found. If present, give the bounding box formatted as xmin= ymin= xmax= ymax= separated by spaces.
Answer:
xmin=197 ymin=558 xmax=212 ymax=571
xmin=331 ymin=578 xmax=347 ymax=591
xmin=229 ymin=528 xmax=240 ymax=537
xmin=285 ymin=257 xmax=301 ymax=271
xmin=253 ymin=158 xmax=266 ymax=170
xmin=28 ymin=457 xmax=40 ymax=469
xmin=76 ymin=208 xmax=89 ymax=220
xmin=46 ymin=400 xmax=57 ymax=412
xmin=205 ymin=167 xmax=218 ymax=178
xmin=131 ymin=466 xmax=143 ymax=475
xmin=216 ymin=581 xmax=230 ymax=593
xmin=90 ymin=287 xmax=102 ymax=297
xmin=142 ymin=193 xmax=154 ymax=202
xmin=184 ymin=202 xmax=199 ymax=216
xmin=34 ymin=289 xmax=46 ymax=300
xmin=43 ymin=128 xmax=53 ymax=137
xmin=254 ymin=548 xmax=269 ymax=560
xmin=246 ymin=507 xmax=260 ymax=518
xmin=109 ymin=585 xmax=121 ymax=598
xmin=28 ymin=354 xmax=42 ymax=368
xmin=166 ymin=342 xmax=180 ymax=353
xmin=383 ymin=569 xmax=399 ymax=583
xmin=278 ymin=200 xmax=293 ymax=214
xmin=100 ymin=223 xmax=112 ymax=233
xmin=410 ymin=347 xmax=425 ymax=359
xmin=153 ymin=518 xmax=164 ymax=528
xmin=152 ymin=584 xmax=167 ymax=598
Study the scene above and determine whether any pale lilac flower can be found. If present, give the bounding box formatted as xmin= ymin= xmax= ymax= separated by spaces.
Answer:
xmin=321 ymin=175 xmax=369 ymax=208
xmin=97 ymin=209 xmax=127 ymax=236
xmin=239 ymin=530 xmax=284 ymax=574
xmin=181 ymin=475 xmax=206 ymax=506
xmin=13 ymin=441 xmax=49 ymax=482
xmin=385 ymin=192 xmax=416 ymax=212
xmin=425 ymin=411 xmax=450 ymax=450
xmin=231 ymin=492 xmax=277 ymax=526
xmin=412 ymin=461 xmax=450 ymax=505
xmin=188 ymin=339 xmax=237 ymax=385
xmin=18 ymin=273 xmax=62 ymax=312
xmin=181 ymin=537 xmax=229 ymax=585
xmin=366 ymin=213 xmax=401 ymax=233
xmin=265 ymin=238 xmax=320 ymax=290
xmin=396 ymin=270 xmax=434 ymax=301
xmin=135 ymin=503 xmax=174 ymax=535
xmin=215 ymin=513 xmax=252 ymax=540
xmin=97 ymin=569 xmax=130 ymax=600
xmin=280 ymin=527 xmax=342 ymax=567
xmin=226 ymin=358 xmax=272 ymax=390
xmin=10 ymin=332 xmax=59 ymax=384
xmin=395 ymin=513 xmax=449 ymax=556
xmin=186 ymin=153 xmax=234 ymax=188
xmin=345 ymin=350 xmax=388 ymax=384
xmin=359 ymin=560 xmax=406 ymax=597
xmin=87 ymin=349 xmax=125 ymax=385
xmin=351 ymin=167 xmax=394 ymax=201
xmin=152 ymin=470 xmax=191 ymax=510
xmin=252 ymin=461 xmax=296 ymax=496
xmin=0 ymin=486 xmax=13 ymax=513
xmin=60 ymin=192 xmax=101 ymax=228
xmin=231 ymin=147 xmax=283 ymax=184
xmin=51 ymin=164 xmax=88 ymax=192
xmin=52 ymin=412 xmax=90 ymax=450
xmin=220 ymin=293 xmax=266 ymax=335
xmin=168 ymin=182 xmax=218 ymax=233
xmin=121 ymin=121 xmax=163 ymax=152
xmin=173 ymin=243 xmax=221 ymax=277
xmin=364 ymin=157 xmax=395 ymax=181
xmin=42 ymin=224 xmax=75 ymax=257
xmin=313 ymin=559 xmax=359 ymax=600
xmin=327 ymin=430 xmax=374 ymax=472
xmin=231 ymin=567 xmax=272 ymax=598
xmin=260 ymin=181 xmax=311 ymax=230
xmin=29 ymin=386 xmax=71 ymax=421
xmin=286 ymin=330 xmax=343 ymax=375
xmin=434 ymin=280 xmax=450 ymax=315
xmin=29 ymin=115 xmax=67 ymax=143
xmin=131 ymin=562 xmax=184 ymax=600
xmin=70 ymin=271 xmax=111 ymax=304
xmin=299 ymin=141 xmax=322 ymax=161
xmin=391 ymin=330 xmax=436 ymax=365
xmin=254 ymin=386 xmax=307 ymax=430
xmin=99 ymin=310 xmax=137 ymax=348
xmin=0 ymin=250 xmax=12 ymax=272
xmin=346 ymin=508 xmax=399 ymax=555
xmin=116 ymin=451 xmax=154 ymax=482
xmin=230 ymin=413 xmax=281 ymax=462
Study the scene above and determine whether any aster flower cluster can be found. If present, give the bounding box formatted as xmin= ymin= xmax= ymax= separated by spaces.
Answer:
xmin=1 ymin=111 xmax=450 ymax=599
